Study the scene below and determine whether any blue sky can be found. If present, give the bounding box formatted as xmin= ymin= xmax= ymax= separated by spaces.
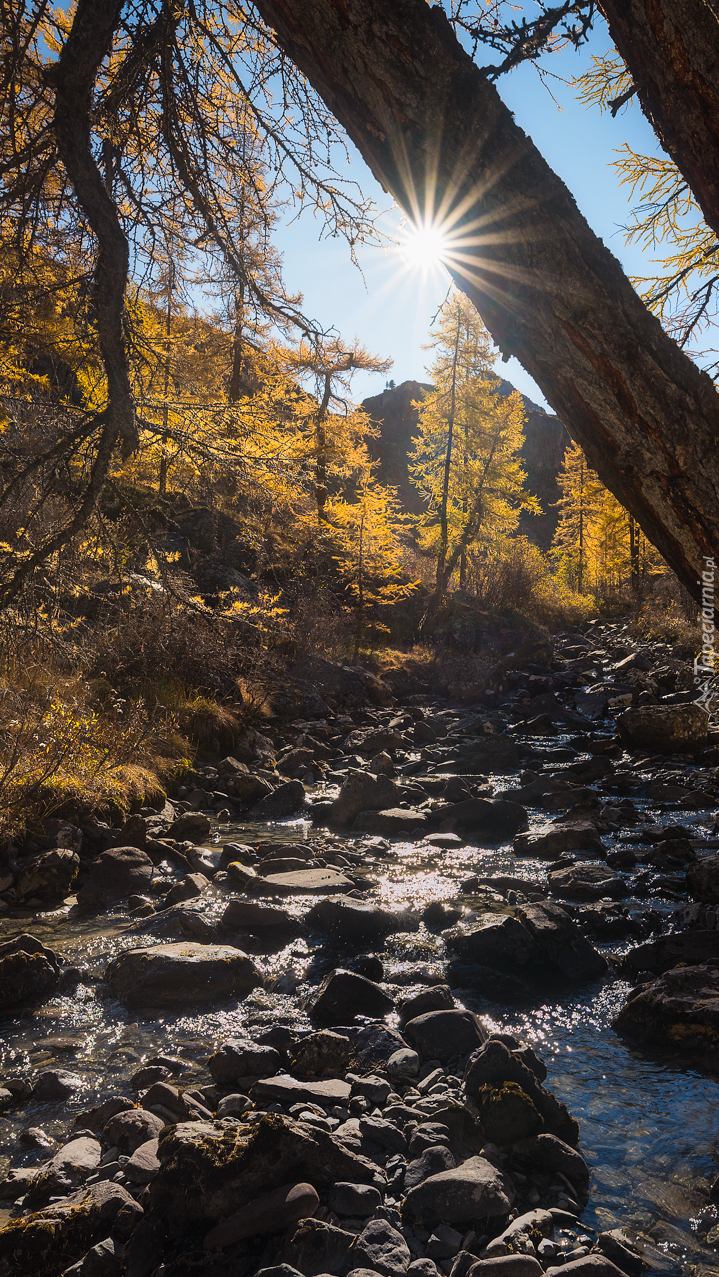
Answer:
xmin=272 ymin=14 xmax=665 ymax=411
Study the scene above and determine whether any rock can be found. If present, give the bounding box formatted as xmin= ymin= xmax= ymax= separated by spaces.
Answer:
xmin=279 ymin=1218 xmax=356 ymax=1277
xmin=207 ymin=1038 xmax=282 ymax=1085
xmin=227 ymin=773 xmax=274 ymax=803
xmin=331 ymin=770 xmax=399 ymax=827
xmin=360 ymin=1115 xmax=407 ymax=1153
xmin=150 ymin=1116 xmax=377 ymax=1233
xmin=0 ymin=933 xmax=59 ymax=1009
xmin=251 ymin=1074 xmax=352 ymax=1107
xmin=0 ymin=1180 xmax=142 ymax=1277
xmin=167 ymin=812 xmax=212 ymax=841
xmin=249 ymin=780 xmax=306 ymax=819
xmin=306 ymin=969 xmax=394 ymax=1023
xmin=404 ymin=1144 xmax=457 ymax=1191
xmin=426 ymin=1225 xmax=464 ymax=1260
xmin=371 ymin=751 xmax=396 ymax=776
xmin=354 ymin=807 xmax=428 ymax=836
xmin=387 ymin=1047 xmax=420 ymax=1077
xmin=513 ymin=821 xmax=604 ymax=859
xmin=404 ymin=1009 xmax=487 ymax=1063
xmin=612 ymin=963 xmax=719 ymax=1054
xmin=403 ymin=1155 xmax=515 ymax=1223
xmin=307 ymin=895 xmax=419 ymax=943
xmin=25 ymin=1136 xmax=101 ymax=1205
xmin=204 ymin=1181 xmax=319 ymax=1249
xmin=259 ymin=868 xmax=355 ymax=895
xmin=518 ymin=902 xmax=608 ymax=980
xmin=512 ymin=1134 xmax=590 ymax=1198
xmin=15 ymin=848 xmax=79 ymax=900
xmin=545 ymin=1258 xmax=629 ymax=1277
xmin=222 ymin=899 xmax=299 ymax=930
xmin=398 ymin=985 xmax=455 ymax=1025
xmin=548 ymin=863 xmax=629 ymax=902
xmin=291 ymin=1030 xmax=350 ymax=1079
xmin=105 ymin=943 xmax=262 ymax=1007
xmin=463 ymin=1040 xmax=579 ymax=1147
xmin=165 ymin=871 xmax=209 ymax=905
xmin=77 ymin=846 xmax=154 ymax=907
xmin=473 ymin=1082 xmax=542 ymax=1142
xmin=327 ymin=1182 xmax=382 ymax=1217
xmin=687 ymin=854 xmax=719 ymax=902
xmin=63 ymin=1237 xmax=123 ymax=1277
xmin=125 ymin=1138 xmax=161 ymax=1184
xmin=353 ymin=1218 xmax=411 ymax=1277
xmin=444 ymin=916 xmax=538 ymax=969
xmin=616 ymin=703 xmax=709 ymax=752
xmin=623 ymin=929 xmax=719 ymax=976
xmin=469 ymin=1259 xmax=543 ymax=1277
xmin=32 ymin=1069 xmax=83 ymax=1100
xmin=434 ymin=798 xmax=528 ymax=838
xmin=101 ymin=1108 xmax=166 ymax=1153
xmin=596 ymin=1228 xmax=648 ymax=1277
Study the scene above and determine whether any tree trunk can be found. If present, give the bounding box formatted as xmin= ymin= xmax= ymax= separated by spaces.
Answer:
xmin=599 ymin=1 xmax=719 ymax=243
xmin=254 ymin=0 xmax=719 ymax=605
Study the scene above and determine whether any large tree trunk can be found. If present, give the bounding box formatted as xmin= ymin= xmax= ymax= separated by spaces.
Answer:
xmin=600 ymin=1 xmax=719 ymax=243
xmin=254 ymin=0 xmax=719 ymax=602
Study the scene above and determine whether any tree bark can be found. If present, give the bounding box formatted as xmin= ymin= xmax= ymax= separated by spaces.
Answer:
xmin=599 ymin=1 xmax=719 ymax=243
xmin=254 ymin=0 xmax=719 ymax=602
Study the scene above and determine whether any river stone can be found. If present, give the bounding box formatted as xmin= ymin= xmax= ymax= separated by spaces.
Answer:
xmin=278 ymin=1218 xmax=356 ymax=1276
xmin=328 ymin=1182 xmax=383 ymax=1217
xmin=259 ymin=868 xmax=355 ymax=895
xmin=25 ymin=1136 xmax=101 ymax=1206
xmin=434 ymin=798 xmax=528 ymax=838
xmin=222 ymin=899 xmax=299 ymax=930
xmin=251 ymin=1074 xmax=351 ymax=1107
xmin=353 ymin=1218 xmax=411 ymax=1277
xmin=473 ymin=1082 xmax=542 ymax=1143
xmin=518 ymin=902 xmax=608 ymax=979
xmin=404 ymin=1145 xmax=457 ymax=1191
xmin=32 ymin=1069 xmax=83 ymax=1100
xmin=125 ymin=1138 xmax=161 ymax=1184
xmin=207 ymin=1038 xmax=282 ymax=1085
xmin=77 ymin=846 xmax=154 ymax=907
xmin=464 ymin=1040 xmax=579 ymax=1147
xmin=227 ymin=772 xmax=274 ymax=803
xmin=0 ymin=1180 xmax=143 ymax=1277
xmin=469 ymin=1259 xmax=543 ymax=1277
xmin=306 ymin=894 xmax=419 ymax=942
xmin=398 ymin=985 xmax=455 ymax=1025
xmin=444 ymin=915 xmax=538 ymax=968
xmin=105 ymin=942 xmax=262 ymax=1007
xmin=544 ymin=1258 xmax=629 ymax=1277
xmin=204 ymin=1181 xmax=319 ymax=1249
xmin=596 ymin=1229 xmax=646 ymax=1277
xmin=150 ymin=1115 xmax=377 ymax=1233
xmin=687 ymin=854 xmax=719 ymax=902
xmin=612 ymin=963 xmax=719 ymax=1053
xmin=249 ymin=780 xmax=306 ymax=819
xmin=167 ymin=811 xmax=212 ymax=841
xmin=291 ymin=1030 xmax=350 ymax=1079
xmin=404 ymin=1009 xmax=487 ymax=1063
xmin=616 ymin=703 xmax=709 ymax=752
xmin=513 ymin=821 xmax=604 ymax=859
xmin=354 ymin=807 xmax=428 ymax=836
xmin=513 ymin=1134 xmax=590 ymax=1198
xmin=548 ymin=864 xmax=629 ymax=902
xmin=306 ymin=969 xmax=394 ymax=1023
xmin=623 ymin=928 xmax=719 ymax=975
xmin=387 ymin=1047 xmax=420 ymax=1077
xmin=330 ymin=770 xmax=400 ymax=826
xmin=0 ymin=933 xmax=59 ymax=1009
xmin=403 ymin=1155 xmax=515 ymax=1223
xmin=15 ymin=848 xmax=80 ymax=901
xmin=101 ymin=1108 xmax=165 ymax=1153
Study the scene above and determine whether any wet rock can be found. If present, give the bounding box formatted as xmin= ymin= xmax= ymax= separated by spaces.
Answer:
xmin=548 ymin=863 xmax=629 ymax=902
xmin=687 ymin=854 xmax=719 ymax=903
xmin=279 ymin=1217 xmax=356 ymax=1277
xmin=15 ymin=848 xmax=79 ymax=901
xmin=150 ymin=1115 xmax=377 ymax=1234
xmin=307 ymin=895 xmax=419 ymax=943
xmin=250 ymin=780 xmax=306 ymax=819
xmin=251 ymin=1074 xmax=352 ymax=1107
xmin=125 ymin=1137 xmax=161 ymax=1185
xmin=404 ymin=1144 xmax=457 ymax=1191
xmin=25 ymin=1136 xmax=101 ymax=1205
xmin=77 ymin=846 xmax=154 ymax=907
xmin=331 ymin=770 xmax=400 ymax=827
xmin=204 ymin=1180 xmax=319 ymax=1248
xmin=474 ymin=1082 xmax=542 ymax=1142
xmin=353 ymin=1218 xmax=411 ymax=1277
xmin=0 ymin=1180 xmax=142 ymax=1277
xmin=32 ymin=1069 xmax=83 ymax=1100
xmin=469 ymin=1259 xmax=543 ymax=1277
xmin=328 ymin=1181 xmax=383 ymax=1217
xmin=0 ymin=933 xmax=59 ymax=1010
xmin=596 ymin=1228 xmax=648 ymax=1276
xmin=306 ymin=969 xmax=394 ymax=1023
xmin=165 ymin=871 xmax=209 ymax=905
xmin=222 ymin=899 xmax=299 ymax=931
xmin=167 ymin=811 xmax=212 ymax=841
xmin=354 ymin=807 xmax=428 ymax=836
xmin=512 ymin=1134 xmax=590 ymax=1199
xmin=623 ymin=929 xmax=719 ymax=976
xmin=616 ymin=704 xmax=709 ymax=752
xmin=518 ymin=902 xmax=608 ymax=980
xmin=403 ymin=1155 xmax=515 ymax=1223
xmin=513 ymin=820 xmax=604 ymax=859
xmin=403 ymin=1009 xmax=487 ymax=1063
xmin=463 ymin=1040 xmax=579 ymax=1146
xmin=291 ymin=1030 xmax=350 ymax=1079
xmin=259 ymin=867 xmax=355 ymax=895
xmin=207 ymin=1038 xmax=282 ymax=1085
xmin=105 ymin=942 xmax=262 ymax=1007
xmin=398 ymin=985 xmax=455 ymax=1025
xmin=445 ymin=915 xmax=538 ymax=969
xmin=434 ymin=798 xmax=528 ymax=838
xmin=101 ymin=1108 xmax=165 ymax=1153
xmin=387 ymin=1047 xmax=420 ymax=1077
xmin=612 ymin=963 xmax=719 ymax=1054
xmin=545 ymin=1258 xmax=629 ymax=1277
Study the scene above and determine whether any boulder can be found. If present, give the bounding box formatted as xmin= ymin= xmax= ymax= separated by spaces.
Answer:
xmin=512 ymin=1133 xmax=590 ymax=1198
xmin=403 ymin=1009 xmax=487 ymax=1063
xmin=398 ymin=985 xmax=455 ymax=1025
xmin=291 ymin=1030 xmax=350 ymax=1079
xmin=306 ymin=895 xmax=419 ymax=943
xmin=227 ymin=773 xmax=274 ymax=803
xmin=251 ymin=1074 xmax=351 ymax=1107
xmin=204 ymin=1181 xmax=319 ymax=1249
xmin=545 ymin=1259 xmax=629 ymax=1277
xmin=612 ymin=963 xmax=719 ymax=1054
xmin=165 ymin=872 xmax=209 ymax=905
xmin=167 ymin=812 xmax=212 ymax=841
xmin=352 ymin=1218 xmax=411 ymax=1277
xmin=330 ymin=770 xmax=400 ymax=827
xmin=77 ymin=846 xmax=154 ymax=907
xmin=105 ymin=943 xmax=262 ymax=1007
xmin=15 ymin=848 xmax=79 ymax=900
xmin=469 ymin=1259 xmax=543 ymax=1277
xmin=433 ymin=798 xmax=528 ymax=838
xmin=258 ymin=868 xmax=355 ymax=895
xmin=150 ymin=1115 xmax=378 ymax=1233
xmin=25 ymin=1136 xmax=101 ymax=1206
xmin=518 ymin=902 xmax=608 ymax=980
xmin=616 ymin=703 xmax=709 ymax=752
xmin=402 ymin=1155 xmax=515 ymax=1223
xmin=687 ymin=854 xmax=719 ymax=903
xmin=463 ymin=1040 xmax=579 ymax=1147
xmin=207 ymin=1038 xmax=282 ymax=1085
xmin=279 ymin=1218 xmax=356 ymax=1276
xmin=0 ymin=1180 xmax=142 ymax=1277
xmin=328 ymin=1182 xmax=382 ymax=1217
xmin=513 ymin=821 xmax=604 ymax=859
xmin=353 ymin=807 xmax=428 ymax=836
xmin=32 ymin=1069 xmax=83 ymax=1100
xmin=222 ymin=899 xmax=299 ymax=931
xmin=249 ymin=780 xmax=306 ymax=820
xmin=547 ymin=864 xmax=629 ymax=902
xmin=306 ymin=969 xmax=394 ymax=1023
xmin=623 ymin=929 xmax=719 ymax=975
xmin=404 ymin=1145 xmax=457 ymax=1191
xmin=0 ymin=933 xmax=59 ymax=1010
xmin=101 ymin=1108 xmax=165 ymax=1153
xmin=125 ymin=1138 xmax=161 ymax=1185
xmin=444 ymin=915 xmax=538 ymax=969
xmin=473 ymin=1082 xmax=542 ymax=1142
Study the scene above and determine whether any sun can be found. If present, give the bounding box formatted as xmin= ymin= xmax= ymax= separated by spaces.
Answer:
xmin=398 ymin=219 xmax=450 ymax=273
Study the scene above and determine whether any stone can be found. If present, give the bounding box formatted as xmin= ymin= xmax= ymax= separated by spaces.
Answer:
xmin=0 ymin=933 xmax=59 ymax=1009
xmin=101 ymin=1108 xmax=165 ymax=1153
xmin=371 ymin=751 xmax=396 ymax=776
xmin=360 ymin=1115 xmax=407 ymax=1153
xmin=222 ymin=899 xmax=299 ymax=930
xmin=331 ymin=770 xmax=400 ymax=827
xmin=444 ymin=916 xmax=538 ymax=969
xmin=387 ymin=1047 xmax=420 ymax=1077
xmin=616 ymin=703 xmax=709 ymax=752
xmin=404 ymin=1009 xmax=487 ymax=1063
xmin=434 ymin=798 xmax=528 ymax=838
xmin=125 ymin=1137 xmax=161 ymax=1184
xmin=77 ymin=846 xmax=154 ymax=907
xmin=512 ymin=1134 xmax=590 ymax=1198
xmin=427 ymin=1224 xmax=464 ymax=1260
xmin=63 ymin=1238 xmax=123 ymax=1277
xmin=513 ymin=821 xmax=604 ymax=859
xmin=279 ymin=1218 xmax=356 ymax=1277
xmin=403 ymin=1155 xmax=515 ymax=1223
xmin=469 ymin=1259 xmax=543 ymax=1277
xmin=227 ymin=773 xmax=274 ymax=803
xmin=307 ymin=895 xmax=419 ymax=943
xmin=473 ymin=1083 xmax=542 ymax=1143
xmin=687 ymin=854 xmax=719 ymax=903
xmin=204 ymin=1181 xmax=319 ymax=1249
xmin=398 ymin=985 xmax=455 ymax=1025
xmin=167 ymin=811 xmax=212 ymax=841
xmin=165 ymin=872 xmax=209 ymax=905
xmin=463 ymin=1040 xmax=579 ymax=1147
xmin=306 ymin=969 xmax=394 ymax=1023
xmin=328 ymin=1182 xmax=382 ymax=1217
xmin=15 ymin=848 xmax=79 ymax=900
xmin=32 ymin=1069 xmax=83 ymax=1100
xmin=249 ymin=780 xmax=306 ymax=819
xmin=207 ymin=1038 xmax=282 ymax=1085
xmin=353 ymin=1218 xmax=411 ymax=1277
xmin=612 ymin=963 xmax=719 ymax=1054
xmin=404 ymin=1145 xmax=457 ymax=1191
xmin=291 ymin=1030 xmax=350 ymax=1079
xmin=354 ymin=807 xmax=428 ymax=836
xmin=251 ymin=1074 xmax=351 ymax=1107
xmin=25 ymin=1136 xmax=101 ymax=1205
xmin=622 ymin=929 xmax=719 ymax=976
xmin=548 ymin=864 xmax=629 ymax=902
xmin=105 ymin=943 xmax=262 ymax=1007
xmin=545 ymin=1259 xmax=628 ymax=1277
xmin=151 ymin=1116 xmax=377 ymax=1234
xmin=0 ymin=1180 xmax=142 ymax=1277
xmin=260 ymin=868 xmax=355 ymax=895
xmin=518 ymin=902 xmax=608 ymax=980
xmin=596 ymin=1228 xmax=647 ymax=1277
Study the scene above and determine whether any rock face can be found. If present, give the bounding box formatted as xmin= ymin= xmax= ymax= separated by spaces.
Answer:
xmin=306 ymin=970 xmax=395 ymax=1023
xmin=0 ymin=933 xmax=59 ymax=1010
xmin=105 ymin=943 xmax=262 ymax=1007
xmin=0 ymin=1180 xmax=142 ymax=1277
xmin=612 ymin=964 xmax=719 ymax=1054
xmin=616 ymin=703 xmax=709 ymax=752
xmin=402 ymin=1155 xmax=515 ymax=1223
xmin=77 ymin=846 xmax=154 ymax=907
xmin=15 ymin=848 xmax=79 ymax=900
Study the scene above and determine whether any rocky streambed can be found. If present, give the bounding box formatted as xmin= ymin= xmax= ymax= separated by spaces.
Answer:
xmin=1 ymin=622 xmax=719 ymax=1277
